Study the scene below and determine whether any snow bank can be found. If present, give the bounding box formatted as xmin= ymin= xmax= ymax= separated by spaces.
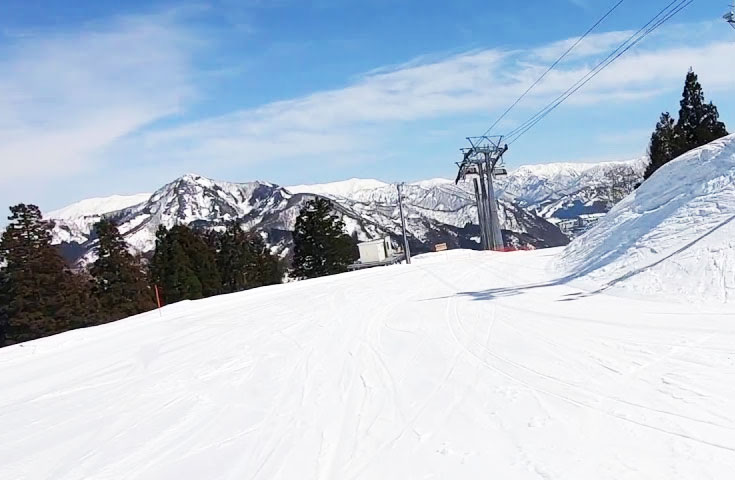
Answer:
xmin=558 ymin=134 xmax=735 ymax=303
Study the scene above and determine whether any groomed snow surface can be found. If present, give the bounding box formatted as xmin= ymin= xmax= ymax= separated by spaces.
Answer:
xmin=1 ymin=249 xmax=734 ymax=479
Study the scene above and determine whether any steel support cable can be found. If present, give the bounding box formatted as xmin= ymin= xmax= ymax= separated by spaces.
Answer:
xmin=508 ymin=0 xmax=694 ymax=145
xmin=504 ymin=0 xmax=684 ymax=141
xmin=504 ymin=0 xmax=682 ymax=140
xmin=504 ymin=0 xmax=694 ymax=145
xmin=480 ymin=0 xmax=626 ymax=138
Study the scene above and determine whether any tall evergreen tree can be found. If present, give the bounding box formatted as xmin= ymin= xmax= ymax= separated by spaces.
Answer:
xmin=149 ymin=225 xmax=221 ymax=303
xmin=291 ymin=198 xmax=357 ymax=279
xmin=0 ymin=268 xmax=9 ymax=347
xmin=674 ymin=69 xmax=728 ymax=156
xmin=643 ymin=69 xmax=729 ymax=182
xmin=149 ymin=226 xmax=172 ymax=294
xmin=90 ymin=219 xmax=155 ymax=322
xmin=215 ymin=222 xmax=247 ymax=293
xmin=0 ymin=204 xmax=93 ymax=344
xmin=241 ymin=231 xmax=282 ymax=289
xmin=214 ymin=222 xmax=282 ymax=293
xmin=643 ymin=113 xmax=677 ymax=181
xmin=173 ymin=225 xmax=221 ymax=297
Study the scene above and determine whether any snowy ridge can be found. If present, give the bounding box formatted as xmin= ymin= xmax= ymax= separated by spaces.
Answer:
xmin=496 ymin=157 xmax=648 ymax=222
xmin=287 ymin=157 xmax=648 ymax=230
xmin=47 ymin=194 xmax=152 ymax=246
xmin=286 ymin=179 xmax=567 ymax=248
xmin=53 ymin=174 xmax=294 ymax=257
xmin=558 ymin=134 xmax=735 ymax=303
xmin=408 ymin=178 xmax=454 ymax=188
xmin=49 ymin=173 xmax=569 ymax=265
xmin=287 ymin=178 xmax=390 ymax=198
xmin=46 ymin=193 xmax=152 ymax=220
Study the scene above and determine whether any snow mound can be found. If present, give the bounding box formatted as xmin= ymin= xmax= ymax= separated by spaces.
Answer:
xmin=46 ymin=193 xmax=151 ymax=220
xmin=558 ymin=134 xmax=735 ymax=303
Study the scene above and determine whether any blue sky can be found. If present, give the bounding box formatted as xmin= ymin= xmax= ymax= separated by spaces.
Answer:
xmin=1 ymin=0 xmax=734 ymax=214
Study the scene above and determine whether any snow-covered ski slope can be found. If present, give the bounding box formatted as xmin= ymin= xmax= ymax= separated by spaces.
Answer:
xmin=2 ymin=249 xmax=734 ymax=479
xmin=558 ymin=134 xmax=735 ymax=303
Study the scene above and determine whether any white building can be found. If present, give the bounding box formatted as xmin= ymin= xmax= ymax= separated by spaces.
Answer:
xmin=357 ymin=237 xmax=394 ymax=264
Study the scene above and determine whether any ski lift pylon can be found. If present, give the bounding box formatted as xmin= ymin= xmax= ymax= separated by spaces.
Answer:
xmin=725 ymin=2 xmax=735 ymax=29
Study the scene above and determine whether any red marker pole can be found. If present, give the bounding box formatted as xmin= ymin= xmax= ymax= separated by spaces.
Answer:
xmin=154 ymin=285 xmax=163 ymax=317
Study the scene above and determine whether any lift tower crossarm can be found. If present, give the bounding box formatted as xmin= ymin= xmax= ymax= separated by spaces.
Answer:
xmin=454 ymin=136 xmax=509 ymax=251
xmin=726 ymin=2 xmax=735 ymax=29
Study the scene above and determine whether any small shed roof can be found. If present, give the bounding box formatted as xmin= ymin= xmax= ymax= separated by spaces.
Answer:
xmin=358 ymin=238 xmax=387 ymax=247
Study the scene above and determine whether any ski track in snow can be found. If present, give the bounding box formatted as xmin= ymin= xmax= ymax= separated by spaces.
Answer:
xmin=1 ymin=249 xmax=734 ymax=479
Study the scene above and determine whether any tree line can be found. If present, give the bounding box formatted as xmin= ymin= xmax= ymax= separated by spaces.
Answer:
xmin=642 ymin=69 xmax=728 ymax=183
xmin=0 ymin=197 xmax=357 ymax=347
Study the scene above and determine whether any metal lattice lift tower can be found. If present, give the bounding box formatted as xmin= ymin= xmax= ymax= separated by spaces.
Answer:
xmin=455 ymin=136 xmax=508 ymax=251
xmin=396 ymin=182 xmax=411 ymax=264
xmin=726 ymin=2 xmax=735 ymax=29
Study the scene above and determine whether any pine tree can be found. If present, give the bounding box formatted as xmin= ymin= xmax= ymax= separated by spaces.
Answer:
xmin=149 ymin=225 xmax=171 ymax=294
xmin=643 ymin=113 xmax=677 ymax=181
xmin=214 ymin=222 xmax=282 ymax=293
xmin=173 ymin=226 xmax=221 ymax=297
xmin=242 ymin=232 xmax=282 ymax=288
xmin=674 ymin=69 xmax=728 ymax=156
xmin=90 ymin=219 xmax=155 ymax=322
xmin=0 ymin=268 xmax=9 ymax=347
xmin=149 ymin=225 xmax=221 ymax=303
xmin=0 ymin=204 xmax=93 ymax=344
xmin=215 ymin=222 xmax=248 ymax=293
xmin=291 ymin=198 xmax=358 ymax=279
xmin=642 ymin=69 xmax=729 ymax=182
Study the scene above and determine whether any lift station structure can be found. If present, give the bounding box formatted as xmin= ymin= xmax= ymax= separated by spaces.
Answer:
xmin=455 ymin=136 xmax=508 ymax=251
xmin=726 ymin=3 xmax=735 ymax=29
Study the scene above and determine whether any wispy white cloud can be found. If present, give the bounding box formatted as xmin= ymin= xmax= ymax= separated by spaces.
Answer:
xmin=0 ymin=12 xmax=195 ymax=183
xmin=132 ymin=31 xmax=735 ymax=170
xmin=531 ymin=30 xmax=635 ymax=62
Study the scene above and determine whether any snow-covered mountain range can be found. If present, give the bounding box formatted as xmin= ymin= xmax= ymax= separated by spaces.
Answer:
xmin=496 ymin=157 xmax=647 ymax=229
xmin=47 ymin=158 xmax=645 ymax=265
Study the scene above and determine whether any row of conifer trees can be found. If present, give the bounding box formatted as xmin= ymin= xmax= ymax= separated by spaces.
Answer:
xmin=0 ymin=197 xmax=357 ymax=347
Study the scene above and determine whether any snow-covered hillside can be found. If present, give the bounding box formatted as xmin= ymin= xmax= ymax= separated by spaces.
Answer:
xmin=2 ymin=249 xmax=733 ymax=479
xmin=558 ymin=134 xmax=735 ymax=303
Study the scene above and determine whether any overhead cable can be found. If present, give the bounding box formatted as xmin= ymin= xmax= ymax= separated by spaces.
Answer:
xmin=504 ymin=0 xmax=695 ymax=145
xmin=480 ymin=0 xmax=626 ymax=138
